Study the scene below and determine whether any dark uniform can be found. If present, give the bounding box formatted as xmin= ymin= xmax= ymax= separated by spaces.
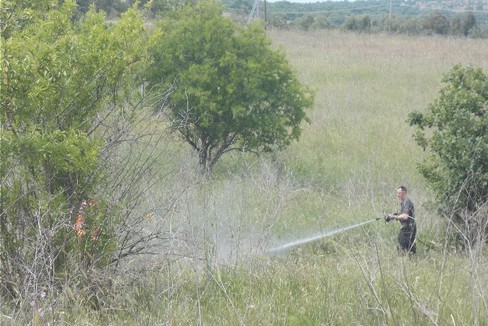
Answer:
xmin=398 ymin=197 xmax=416 ymax=254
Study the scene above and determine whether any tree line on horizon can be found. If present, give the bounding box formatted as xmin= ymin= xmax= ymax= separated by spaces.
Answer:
xmin=237 ymin=0 xmax=485 ymax=37
xmin=74 ymin=0 xmax=487 ymax=37
xmin=264 ymin=6 xmax=482 ymax=37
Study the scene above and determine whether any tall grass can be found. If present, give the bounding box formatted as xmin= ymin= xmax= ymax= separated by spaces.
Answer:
xmin=3 ymin=30 xmax=488 ymax=325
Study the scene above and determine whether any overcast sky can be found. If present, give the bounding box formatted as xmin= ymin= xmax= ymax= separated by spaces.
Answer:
xmin=266 ymin=0 xmax=357 ymax=3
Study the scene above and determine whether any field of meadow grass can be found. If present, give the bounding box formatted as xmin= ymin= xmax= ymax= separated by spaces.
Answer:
xmin=3 ymin=30 xmax=488 ymax=325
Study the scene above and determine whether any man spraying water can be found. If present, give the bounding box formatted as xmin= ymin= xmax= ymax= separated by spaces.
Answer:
xmin=266 ymin=186 xmax=418 ymax=254
xmin=384 ymin=186 xmax=417 ymax=254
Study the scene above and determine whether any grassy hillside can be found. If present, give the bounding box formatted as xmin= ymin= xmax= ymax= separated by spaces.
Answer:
xmin=3 ymin=30 xmax=488 ymax=325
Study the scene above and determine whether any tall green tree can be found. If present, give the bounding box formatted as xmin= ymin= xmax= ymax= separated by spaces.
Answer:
xmin=148 ymin=0 xmax=313 ymax=172
xmin=408 ymin=65 xmax=488 ymax=246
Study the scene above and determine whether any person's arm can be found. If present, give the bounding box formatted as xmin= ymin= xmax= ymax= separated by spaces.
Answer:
xmin=394 ymin=213 xmax=410 ymax=221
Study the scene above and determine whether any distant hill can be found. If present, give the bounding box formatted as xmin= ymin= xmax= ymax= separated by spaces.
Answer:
xmin=73 ymin=0 xmax=487 ymax=37
xmin=223 ymin=0 xmax=487 ymax=36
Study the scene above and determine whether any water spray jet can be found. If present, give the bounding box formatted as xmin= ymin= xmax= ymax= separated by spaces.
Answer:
xmin=267 ymin=218 xmax=381 ymax=254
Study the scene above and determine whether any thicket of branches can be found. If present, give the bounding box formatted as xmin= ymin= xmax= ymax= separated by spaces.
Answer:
xmin=0 ymin=0 xmax=182 ymax=314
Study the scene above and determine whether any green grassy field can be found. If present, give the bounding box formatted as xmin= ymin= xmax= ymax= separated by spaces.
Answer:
xmin=3 ymin=30 xmax=488 ymax=326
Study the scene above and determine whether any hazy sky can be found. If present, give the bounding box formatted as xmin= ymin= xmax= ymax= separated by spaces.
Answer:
xmin=266 ymin=0 xmax=356 ymax=2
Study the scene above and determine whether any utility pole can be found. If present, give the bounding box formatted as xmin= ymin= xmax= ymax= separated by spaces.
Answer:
xmin=247 ymin=0 xmax=259 ymax=23
xmin=388 ymin=0 xmax=392 ymax=33
xmin=256 ymin=0 xmax=259 ymax=19
xmin=247 ymin=0 xmax=266 ymax=27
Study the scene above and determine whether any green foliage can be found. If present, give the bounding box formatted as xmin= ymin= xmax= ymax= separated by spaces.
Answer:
xmin=74 ymin=0 xmax=130 ymax=17
xmin=408 ymin=65 xmax=488 ymax=242
xmin=2 ymin=2 xmax=146 ymax=132
xmin=293 ymin=14 xmax=330 ymax=31
xmin=1 ymin=0 xmax=147 ymax=302
xmin=148 ymin=0 xmax=314 ymax=172
xmin=296 ymin=14 xmax=315 ymax=31
xmin=0 ymin=0 xmax=56 ymax=38
xmin=423 ymin=11 xmax=450 ymax=35
xmin=343 ymin=14 xmax=373 ymax=32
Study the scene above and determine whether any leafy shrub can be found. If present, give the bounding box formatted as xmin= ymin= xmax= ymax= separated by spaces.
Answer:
xmin=408 ymin=65 xmax=488 ymax=246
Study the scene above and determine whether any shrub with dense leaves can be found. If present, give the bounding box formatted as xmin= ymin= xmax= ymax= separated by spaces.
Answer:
xmin=148 ymin=0 xmax=314 ymax=173
xmin=0 ymin=0 xmax=147 ymax=305
xmin=408 ymin=65 xmax=488 ymax=245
